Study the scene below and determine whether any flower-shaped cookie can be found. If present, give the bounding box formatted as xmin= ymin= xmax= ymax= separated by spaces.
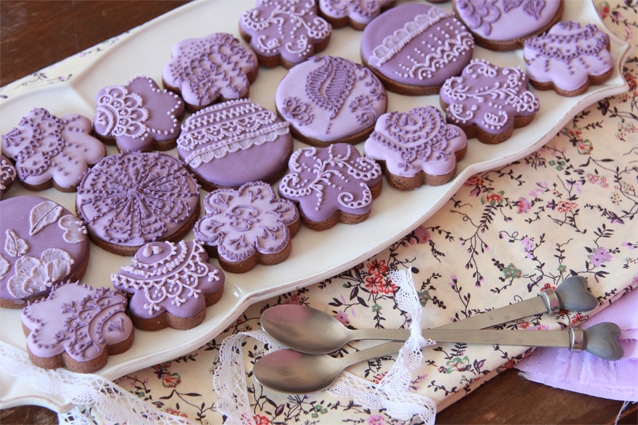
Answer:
xmin=194 ymin=181 xmax=300 ymax=273
xmin=1 ymin=108 xmax=106 ymax=191
xmin=524 ymin=21 xmax=614 ymax=96
xmin=364 ymin=106 xmax=468 ymax=189
xmin=112 ymin=240 xmax=225 ymax=330
xmin=278 ymin=143 xmax=383 ymax=230
xmin=318 ymin=0 xmax=396 ymax=30
xmin=162 ymin=33 xmax=258 ymax=111
xmin=94 ymin=76 xmax=185 ymax=152
xmin=439 ymin=59 xmax=540 ymax=144
xmin=239 ymin=0 xmax=332 ymax=68
xmin=21 ymin=281 xmax=134 ymax=373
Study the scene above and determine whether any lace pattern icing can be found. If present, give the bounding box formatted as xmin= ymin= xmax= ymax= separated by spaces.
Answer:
xmin=368 ymin=7 xmax=454 ymax=67
xmin=194 ymin=181 xmax=299 ymax=262
xmin=440 ymin=59 xmax=540 ymax=132
xmin=76 ymin=152 xmax=199 ymax=245
xmin=278 ymin=144 xmax=381 ymax=216
xmin=111 ymin=240 xmax=223 ymax=316
xmin=366 ymin=106 xmax=465 ymax=175
xmin=178 ymin=99 xmax=290 ymax=168
xmin=1 ymin=108 xmax=105 ymax=189
xmin=22 ymin=282 xmax=132 ymax=362
xmin=240 ymin=0 xmax=331 ymax=62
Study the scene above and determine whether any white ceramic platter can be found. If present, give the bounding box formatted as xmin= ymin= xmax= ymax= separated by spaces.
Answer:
xmin=0 ymin=0 xmax=631 ymax=412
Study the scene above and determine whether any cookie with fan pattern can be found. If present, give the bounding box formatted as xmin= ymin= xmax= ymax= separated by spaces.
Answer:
xmin=274 ymin=55 xmax=387 ymax=146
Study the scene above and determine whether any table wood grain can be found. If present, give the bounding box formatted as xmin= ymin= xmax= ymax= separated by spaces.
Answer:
xmin=0 ymin=1 xmax=636 ymax=424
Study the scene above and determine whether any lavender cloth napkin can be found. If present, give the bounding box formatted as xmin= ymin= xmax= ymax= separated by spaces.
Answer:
xmin=515 ymin=289 xmax=638 ymax=402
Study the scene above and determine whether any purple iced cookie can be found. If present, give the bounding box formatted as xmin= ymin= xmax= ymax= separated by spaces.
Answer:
xmin=318 ymin=0 xmax=396 ymax=30
xmin=111 ymin=240 xmax=225 ymax=330
xmin=194 ymin=181 xmax=300 ymax=273
xmin=364 ymin=106 xmax=468 ymax=190
xmin=177 ymin=99 xmax=293 ymax=191
xmin=239 ymin=0 xmax=332 ymax=68
xmin=0 ymin=155 xmax=16 ymax=198
xmin=94 ymin=75 xmax=185 ymax=152
xmin=453 ymin=0 xmax=564 ymax=51
xmin=0 ymin=196 xmax=90 ymax=309
xmin=75 ymin=152 xmax=200 ymax=256
xmin=439 ymin=58 xmax=540 ymax=144
xmin=21 ymin=281 xmax=134 ymax=373
xmin=524 ymin=21 xmax=614 ymax=96
xmin=1 ymin=108 xmax=106 ymax=192
xmin=162 ymin=32 xmax=258 ymax=112
xmin=275 ymin=55 xmax=387 ymax=146
xmin=278 ymin=143 xmax=382 ymax=230
xmin=360 ymin=3 xmax=474 ymax=95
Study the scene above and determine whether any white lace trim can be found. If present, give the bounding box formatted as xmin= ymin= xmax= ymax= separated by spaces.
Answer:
xmin=0 ymin=341 xmax=191 ymax=425
xmin=212 ymin=269 xmax=437 ymax=424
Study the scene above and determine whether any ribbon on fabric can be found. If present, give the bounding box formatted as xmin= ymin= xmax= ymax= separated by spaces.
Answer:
xmin=212 ymin=269 xmax=436 ymax=424
xmin=0 ymin=341 xmax=191 ymax=425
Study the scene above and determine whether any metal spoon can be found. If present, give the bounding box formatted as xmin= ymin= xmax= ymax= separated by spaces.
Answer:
xmin=261 ymin=274 xmax=598 ymax=355
xmin=254 ymin=322 xmax=623 ymax=394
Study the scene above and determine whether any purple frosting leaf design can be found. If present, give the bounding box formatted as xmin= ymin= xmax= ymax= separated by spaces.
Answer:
xmin=306 ymin=57 xmax=355 ymax=119
xmin=523 ymin=0 xmax=545 ymax=20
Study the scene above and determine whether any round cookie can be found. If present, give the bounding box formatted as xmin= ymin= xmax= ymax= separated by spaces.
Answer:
xmin=75 ymin=152 xmax=200 ymax=256
xmin=364 ymin=106 xmax=468 ymax=190
xmin=275 ymin=55 xmax=387 ymax=146
xmin=0 ymin=196 xmax=90 ymax=309
xmin=194 ymin=181 xmax=300 ymax=274
xmin=111 ymin=240 xmax=225 ymax=331
xmin=278 ymin=143 xmax=383 ymax=231
xmin=1 ymin=108 xmax=106 ymax=192
xmin=318 ymin=0 xmax=396 ymax=31
xmin=0 ymin=154 xmax=16 ymax=198
xmin=177 ymin=99 xmax=293 ymax=191
xmin=162 ymin=32 xmax=258 ymax=112
xmin=439 ymin=58 xmax=540 ymax=144
xmin=524 ymin=21 xmax=614 ymax=97
xmin=21 ymin=281 xmax=134 ymax=373
xmin=453 ymin=0 xmax=564 ymax=51
xmin=239 ymin=0 xmax=332 ymax=68
xmin=94 ymin=75 xmax=185 ymax=152
xmin=360 ymin=3 xmax=474 ymax=95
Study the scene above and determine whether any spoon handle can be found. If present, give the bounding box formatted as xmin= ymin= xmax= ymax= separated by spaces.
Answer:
xmin=438 ymin=275 xmax=597 ymax=330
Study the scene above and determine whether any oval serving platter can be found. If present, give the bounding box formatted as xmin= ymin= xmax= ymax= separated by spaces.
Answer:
xmin=0 ymin=0 xmax=631 ymax=411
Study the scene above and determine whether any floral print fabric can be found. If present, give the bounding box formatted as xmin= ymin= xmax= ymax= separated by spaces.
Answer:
xmin=0 ymin=1 xmax=636 ymax=424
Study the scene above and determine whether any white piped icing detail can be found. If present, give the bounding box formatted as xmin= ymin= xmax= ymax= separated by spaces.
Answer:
xmin=368 ymin=8 xmax=454 ymax=67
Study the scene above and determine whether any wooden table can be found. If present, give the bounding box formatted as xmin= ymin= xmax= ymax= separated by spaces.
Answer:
xmin=0 ymin=2 xmax=636 ymax=424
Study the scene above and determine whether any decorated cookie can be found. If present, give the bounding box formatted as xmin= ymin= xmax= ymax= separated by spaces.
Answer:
xmin=318 ymin=0 xmax=396 ymax=30
xmin=278 ymin=143 xmax=382 ymax=230
xmin=439 ymin=59 xmax=540 ymax=144
xmin=0 ymin=155 xmax=16 ymax=198
xmin=275 ymin=55 xmax=387 ymax=146
xmin=111 ymin=240 xmax=225 ymax=331
xmin=177 ymin=99 xmax=293 ymax=191
xmin=364 ymin=106 xmax=468 ymax=190
xmin=21 ymin=281 xmax=134 ymax=373
xmin=453 ymin=0 xmax=564 ymax=51
xmin=194 ymin=181 xmax=300 ymax=273
xmin=1 ymin=108 xmax=106 ymax=192
xmin=239 ymin=0 xmax=332 ymax=68
xmin=524 ymin=21 xmax=614 ymax=97
xmin=360 ymin=3 xmax=474 ymax=95
xmin=0 ymin=196 xmax=89 ymax=309
xmin=94 ymin=75 xmax=185 ymax=152
xmin=162 ymin=32 xmax=258 ymax=112
xmin=76 ymin=152 xmax=200 ymax=256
